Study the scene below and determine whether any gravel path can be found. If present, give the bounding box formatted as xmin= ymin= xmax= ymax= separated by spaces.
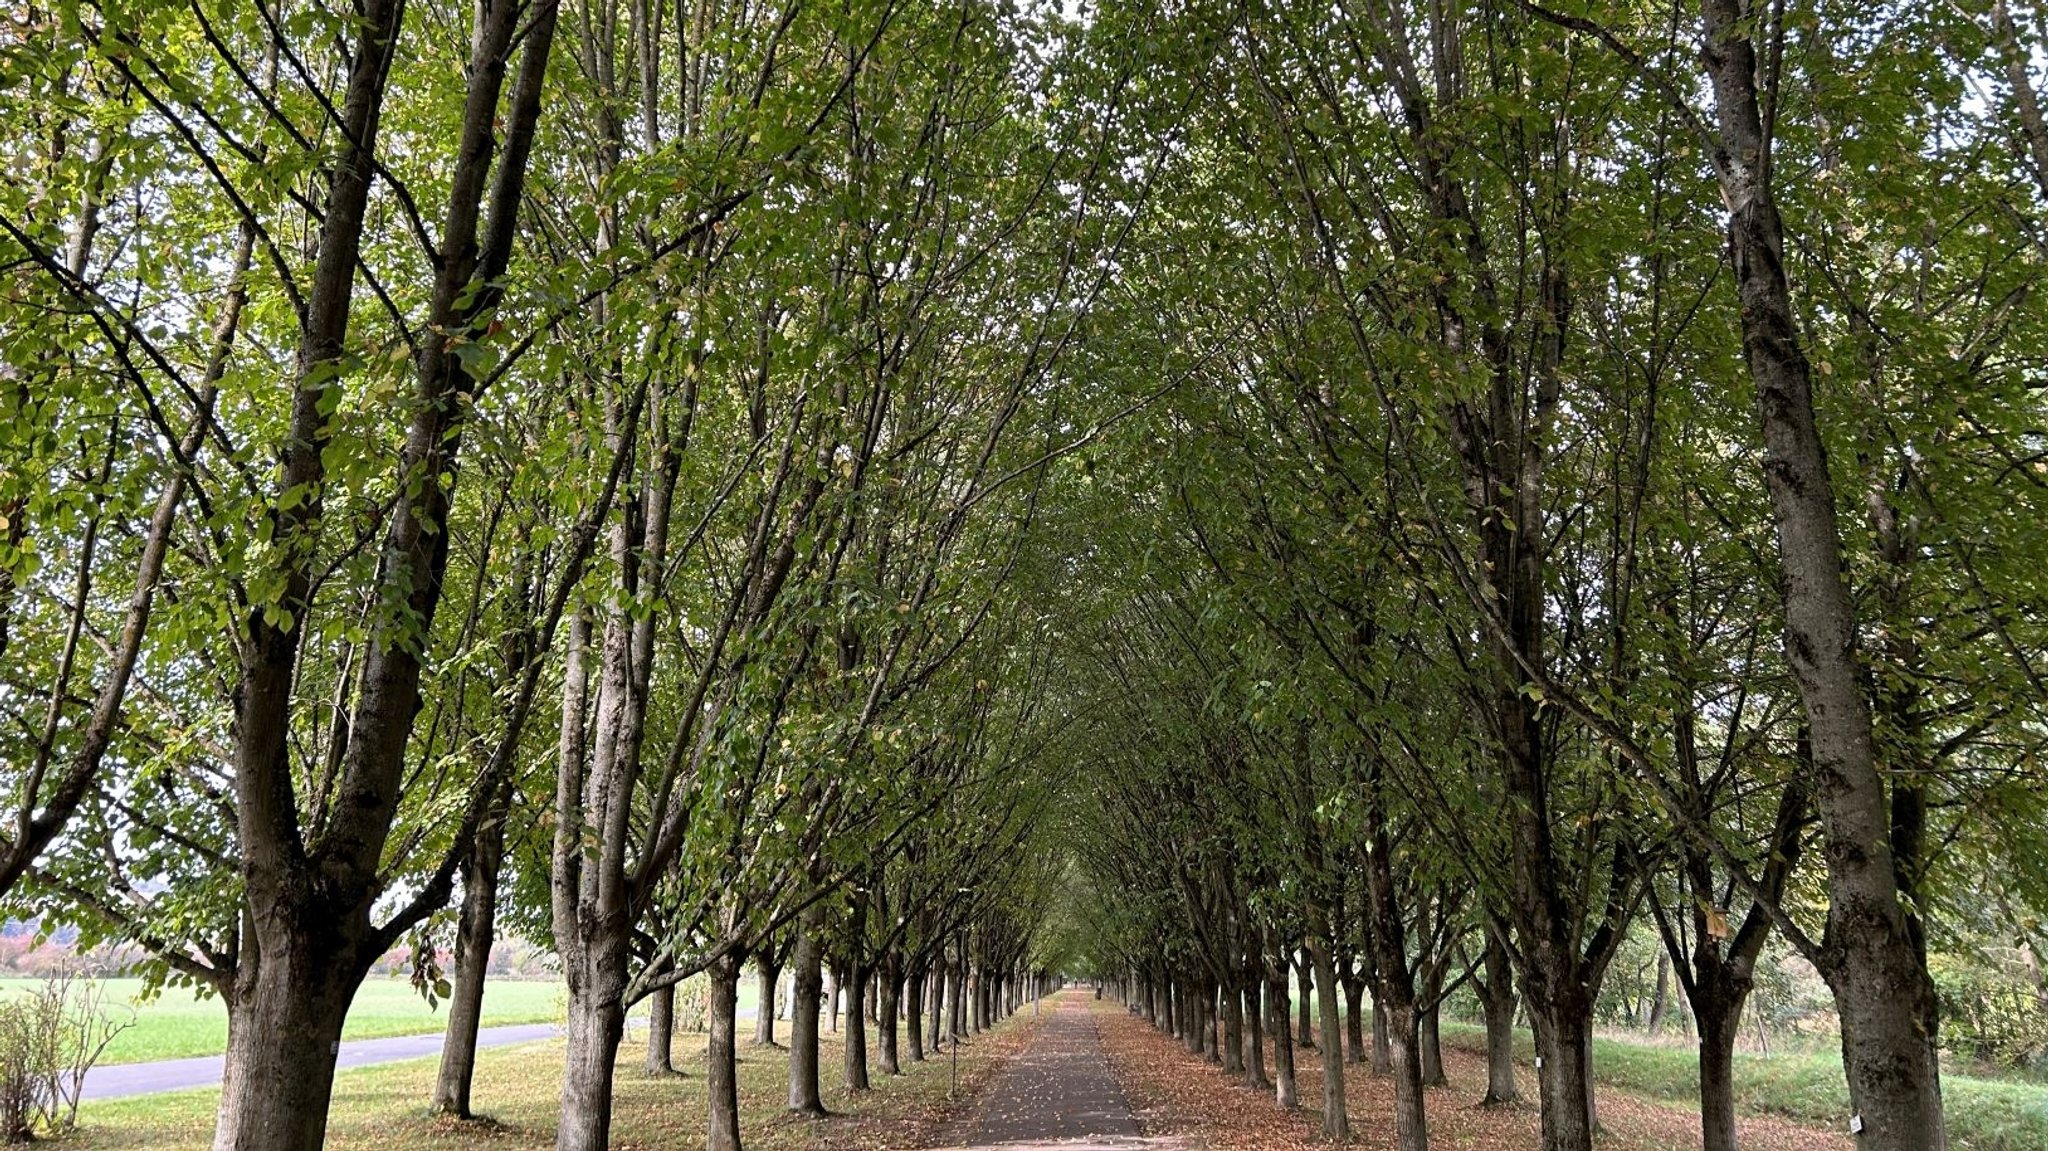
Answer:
xmin=945 ymin=990 xmax=1182 ymax=1149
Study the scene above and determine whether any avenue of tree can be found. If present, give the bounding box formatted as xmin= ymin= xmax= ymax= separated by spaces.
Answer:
xmin=1 ymin=2 xmax=2044 ymax=1151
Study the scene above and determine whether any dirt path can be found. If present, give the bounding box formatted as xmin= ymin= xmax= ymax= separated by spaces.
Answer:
xmin=941 ymin=989 xmax=1184 ymax=1149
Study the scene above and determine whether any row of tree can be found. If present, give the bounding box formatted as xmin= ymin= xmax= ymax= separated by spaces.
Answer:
xmin=1049 ymin=4 xmax=2048 ymax=1151
xmin=3 ymin=2 xmax=2046 ymax=1151
xmin=1 ymin=1 xmax=1108 ymax=1149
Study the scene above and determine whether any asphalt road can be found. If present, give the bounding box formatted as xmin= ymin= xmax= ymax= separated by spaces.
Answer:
xmin=80 ymin=1023 xmax=561 ymax=1101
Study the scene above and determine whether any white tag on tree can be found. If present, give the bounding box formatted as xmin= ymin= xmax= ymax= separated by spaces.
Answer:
xmin=1849 ymin=1115 xmax=1864 ymax=1134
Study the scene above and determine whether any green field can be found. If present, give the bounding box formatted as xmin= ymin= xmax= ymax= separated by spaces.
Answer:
xmin=0 ymin=977 xmax=565 ymax=1065
xmin=66 ymin=991 xmax=1023 ymax=1151
xmin=1439 ymin=1021 xmax=2048 ymax=1151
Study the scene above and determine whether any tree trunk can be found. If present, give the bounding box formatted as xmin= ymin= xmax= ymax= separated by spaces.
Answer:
xmin=1221 ymin=975 xmax=1245 ymax=1075
xmin=787 ymin=908 xmax=826 ymax=1116
xmin=706 ymin=956 xmax=742 ymax=1151
xmin=877 ymin=959 xmax=903 ymax=1076
xmin=843 ymin=963 xmax=870 ymax=1092
xmin=755 ymin=959 xmax=782 ymax=1046
xmin=1698 ymin=997 xmax=1741 ymax=1151
xmin=1385 ymin=1000 xmax=1428 ymax=1151
xmin=1692 ymin=3 xmax=1947 ymax=1148
xmin=906 ymin=965 xmax=926 ymax=1063
xmin=1267 ymin=950 xmax=1298 ymax=1109
xmin=1646 ymin=952 xmax=1671 ymax=1034
xmin=1530 ymin=1003 xmax=1595 ymax=1151
xmin=949 ymin=955 xmax=967 ymax=1040
xmin=1362 ymin=785 xmax=1429 ymax=1151
xmin=1310 ymin=934 xmax=1348 ymax=1139
xmin=1479 ymin=925 xmax=1518 ymax=1105
xmin=1244 ymin=979 xmax=1270 ymax=1089
xmin=1370 ymin=994 xmax=1392 ymax=1075
xmin=645 ymin=984 xmax=675 ymax=1075
xmin=433 ymin=804 xmax=507 ymax=1115
xmin=1296 ymin=952 xmax=1316 ymax=1049
xmin=555 ymin=972 xmax=628 ymax=1151
xmin=1419 ymin=1002 xmax=1446 ymax=1088
xmin=210 ymin=962 xmax=356 ymax=1151
xmin=1345 ymin=973 xmax=1368 ymax=1065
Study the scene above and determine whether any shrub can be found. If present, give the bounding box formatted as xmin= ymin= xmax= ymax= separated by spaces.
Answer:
xmin=0 ymin=974 xmax=132 ymax=1142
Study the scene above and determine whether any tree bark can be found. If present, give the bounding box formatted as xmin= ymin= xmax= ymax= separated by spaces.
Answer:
xmin=906 ymin=965 xmax=926 ymax=1063
xmin=706 ymin=955 xmax=743 ymax=1151
xmin=1419 ymin=1002 xmax=1446 ymax=1088
xmin=1267 ymin=944 xmax=1298 ymax=1109
xmin=843 ymin=962 xmax=871 ymax=1091
xmin=1698 ymin=997 xmax=1741 ymax=1151
xmin=1244 ymin=978 xmax=1270 ymax=1089
xmin=1344 ymin=968 xmax=1369 ymax=1066
xmin=755 ymin=958 xmax=783 ymax=1046
xmin=877 ymin=956 xmax=903 ymax=1076
xmin=787 ymin=905 xmax=827 ymax=1116
xmin=1296 ymin=951 xmax=1316 ymax=1049
xmin=645 ymin=984 xmax=675 ymax=1075
xmin=555 ymin=976 xmax=627 ymax=1151
xmin=1221 ymin=974 xmax=1245 ymax=1075
xmin=1310 ymin=933 xmax=1348 ymax=1139
xmin=211 ymin=961 xmax=357 ymax=1151
xmin=1529 ymin=1005 xmax=1595 ymax=1151
xmin=1478 ymin=924 xmax=1518 ymax=1105
xmin=434 ymin=798 xmax=507 ymax=1115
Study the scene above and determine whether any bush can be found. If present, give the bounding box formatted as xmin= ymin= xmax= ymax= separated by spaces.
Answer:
xmin=1932 ymin=950 xmax=2048 ymax=1074
xmin=0 ymin=974 xmax=131 ymax=1142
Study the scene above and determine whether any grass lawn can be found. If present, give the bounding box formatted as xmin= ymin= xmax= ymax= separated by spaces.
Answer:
xmin=0 ymin=977 xmax=566 ymax=1064
xmin=67 ymin=998 xmax=1036 ymax=1151
xmin=1439 ymin=1021 xmax=2048 ymax=1151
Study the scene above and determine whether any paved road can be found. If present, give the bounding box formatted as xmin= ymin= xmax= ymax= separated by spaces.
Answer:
xmin=944 ymin=991 xmax=1181 ymax=1150
xmin=80 ymin=995 xmax=784 ymax=1102
xmin=80 ymin=1023 xmax=561 ymax=1101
